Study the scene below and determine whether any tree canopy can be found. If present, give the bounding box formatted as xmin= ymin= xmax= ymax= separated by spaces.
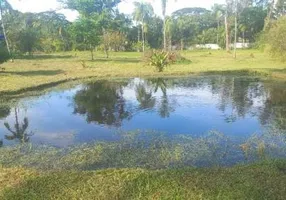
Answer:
xmin=0 ymin=0 xmax=284 ymax=57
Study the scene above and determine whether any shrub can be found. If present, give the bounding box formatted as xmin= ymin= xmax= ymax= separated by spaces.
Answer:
xmin=168 ymin=52 xmax=191 ymax=64
xmin=149 ymin=50 xmax=169 ymax=72
xmin=146 ymin=51 xmax=192 ymax=72
xmin=0 ymin=48 xmax=10 ymax=64
xmin=266 ymin=16 xmax=286 ymax=61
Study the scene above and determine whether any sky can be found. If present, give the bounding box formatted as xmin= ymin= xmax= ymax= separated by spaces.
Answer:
xmin=7 ymin=0 xmax=226 ymax=21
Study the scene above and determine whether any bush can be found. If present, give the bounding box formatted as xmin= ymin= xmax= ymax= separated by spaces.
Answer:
xmin=0 ymin=48 xmax=10 ymax=64
xmin=266 ymin=16 xmax=286 ymax=61
xmin=149 ymin=50 xmax=169 ymax=72
xmin=146 ymin=50 xmax=192 ymax=72
xmin=168 ymin=52 xmax=191 ymax=64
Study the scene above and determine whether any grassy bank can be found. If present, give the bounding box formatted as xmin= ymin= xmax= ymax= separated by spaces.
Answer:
xmin=1 ymin=160 xmax=286 ymax=200
xmin=0 ymin=50 xmax=285 ymax=93
xmin=0 ymin=130 xmax=285 ymax=199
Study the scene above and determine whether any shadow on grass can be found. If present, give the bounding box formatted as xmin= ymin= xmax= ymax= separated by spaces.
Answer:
xmin=17 ymin=55 xmax=73 ymax=60
xmin=2 ymin=161 xmax=286 ymax=200
xmin=92 ymin=57 xmax=141 ymax=63
xmin=0 ymin=79 xmax=73 ymax=97
xmin=267 ymin=68 xmax=286 ymax=73
xmin=0 ymin=70 xmax=64 ymax=76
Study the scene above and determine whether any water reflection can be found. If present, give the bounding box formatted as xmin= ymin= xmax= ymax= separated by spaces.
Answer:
xmin=4 ymin=108 xmax=33 ymax=144
xmin=73 ymin=80 xmax=132 ymax=127
xmin=0 ymin=75 xmax=286 ymax=147
xmin=72 ymin=76 xmax=286 ymax=132
xmin=0 ymin=105 xmax=10 ymax=119
xmin=135 ymin=82 xmax=156 ymax=110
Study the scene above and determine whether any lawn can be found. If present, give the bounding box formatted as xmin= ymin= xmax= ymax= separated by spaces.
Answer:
xmin=1 ymin=160 xmax=286 ymax=200
xmin=0 ymin=50 xmax=285 ymax=94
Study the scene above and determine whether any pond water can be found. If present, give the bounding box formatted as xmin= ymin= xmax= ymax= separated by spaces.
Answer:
xmin=0 ymin=75 xmax=286 ymax=148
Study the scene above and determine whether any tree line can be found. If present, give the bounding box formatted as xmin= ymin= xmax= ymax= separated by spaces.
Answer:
xmin=0 ymin=0 xmax=286 ymax=59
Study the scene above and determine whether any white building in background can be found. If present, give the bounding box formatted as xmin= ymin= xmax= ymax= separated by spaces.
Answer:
xmin=189 ymin=43 xmax=250 ymax=50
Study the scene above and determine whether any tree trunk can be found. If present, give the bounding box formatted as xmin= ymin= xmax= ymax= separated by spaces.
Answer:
xmin=180 ymin=39 xmax=184 ymax=51
xmin=242 ymin=31 xmax=245 ymax=47
xmin=233 ymin=13 xmax=237 ymax=59
xmin=264 ymin=0 xmax=275 ymax=31
xmin=0 ymin=4 xmax=11 ymax=55
xmin=141 ymin=22 xmax=145 ymax=53
xmin=163 ymin=17 xmax=167 ymax=51
xmin=90 ymin=49 xmax=94 ymax=61
xmin=168 ymin=35 xmax=172 ymax=51
xmin=102 ymin=28 xmax=109 ymax=58
xmin=217 ymin=21 xmax=220 ymax=45
xmin=137 ymin=24 xmax=140 ymax=52
xmin=224 ymin=15 xmax=230 ymax=52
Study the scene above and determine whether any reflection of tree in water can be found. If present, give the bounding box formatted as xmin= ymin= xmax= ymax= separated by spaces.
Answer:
xmin=214 ymin=77 xmax=257 ymax=122
xmin=182 ymin=76 xmax=286 ymax=131
xmin=135 ymin=83 xmax=156 ymax=110
xmin=152 ymin=78 xmax=174 ymax=118
xmin=73 ymin=77 xmax=286 ymax=131
xmin=259 ymin=84 xmax=286 ymax=130
xmin=0 ymin=105 xmax=10 ymax=119
xmin=73 ymin=81 xmax=131 ymax=127
xmin=4 ymin=108 xmax=33 ymax=144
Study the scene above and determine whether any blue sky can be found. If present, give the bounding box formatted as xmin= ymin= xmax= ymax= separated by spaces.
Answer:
xmin=7 ymin=0 xmax=226 ymax=21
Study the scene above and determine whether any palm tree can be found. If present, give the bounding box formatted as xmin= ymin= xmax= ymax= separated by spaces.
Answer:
xmin=161 ymin=0 xmax=177 ymax=51
xmin=212 ymin=4 xmax=224 ymax=45
xmin=165 ymin=16 xmax=174 ymax=51
xmin=161 ymin=0 xmax=167 ymax=50
xmin=4 ymin=108 xmax=33 ymax=144
xmin=133 ymin=1 xmax=154 ymax=52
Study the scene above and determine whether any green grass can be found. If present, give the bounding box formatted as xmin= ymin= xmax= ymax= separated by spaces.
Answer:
xmin=0 ymin=160 xmax=286 ymax=200
xmin=1 ymin=50 xmax=285 ymax=93
xmin=0 ymin=131 xmax=285 ymax=199
xmin=1 ymin=50 xmax=286 ymax=199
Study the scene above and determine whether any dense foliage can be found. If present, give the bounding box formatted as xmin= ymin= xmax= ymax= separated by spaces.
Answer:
xmin=0 ymin=0 xmax=285 ymax=58
xmin=265 ymin=16 xmax=286 ymax=61
xmin=0 ymin=48 xmax=9 ymax=64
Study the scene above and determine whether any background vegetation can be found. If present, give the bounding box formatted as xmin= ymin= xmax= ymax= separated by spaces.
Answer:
xmin=0 ymin=0 xmax=286 ymax=60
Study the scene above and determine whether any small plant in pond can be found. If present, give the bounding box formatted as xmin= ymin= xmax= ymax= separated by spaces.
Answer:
xmin=149 ymin=50 xmax=169 ymax=72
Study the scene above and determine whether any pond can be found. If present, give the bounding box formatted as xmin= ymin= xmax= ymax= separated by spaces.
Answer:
xmin=0 ymin=75 xmax=286 ymax=147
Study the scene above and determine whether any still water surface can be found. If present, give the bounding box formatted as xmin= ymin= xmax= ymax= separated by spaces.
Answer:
xmin=0 ymin=75 xmax=285 ymax=147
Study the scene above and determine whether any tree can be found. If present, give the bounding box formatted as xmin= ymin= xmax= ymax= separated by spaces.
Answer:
xmin=239 ymin=7 xmax=266 ymax=42
xmin=161 ymin=0 xmax=168 ymax=50
xmin=0 ymin=0 xmax=12 ymax=54
xmin=165 ymin=16 xmax=175 ymax=50
xmin=0 ymin=47 xmax=9 ymax=64
xmin=146 ymin=16 xmax=163 ymax=49
xmin=59 ymin=0 xmax=121 ymax=17
xmin=133 ymin=1 xmax=154 ymax=52
xmin=212 ymin=4 xmax=225 ymax=45
xmin=70 ymin=17 xmax=100 ymax=60
xmin=266 ymin=16 xmax=286 ymax=61
xmin=61 ymin=0 xmax=122 ymax=58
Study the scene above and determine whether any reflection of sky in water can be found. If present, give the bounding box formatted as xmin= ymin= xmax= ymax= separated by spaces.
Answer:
xmin=0 ymin=76 xmax=284 ymax=147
